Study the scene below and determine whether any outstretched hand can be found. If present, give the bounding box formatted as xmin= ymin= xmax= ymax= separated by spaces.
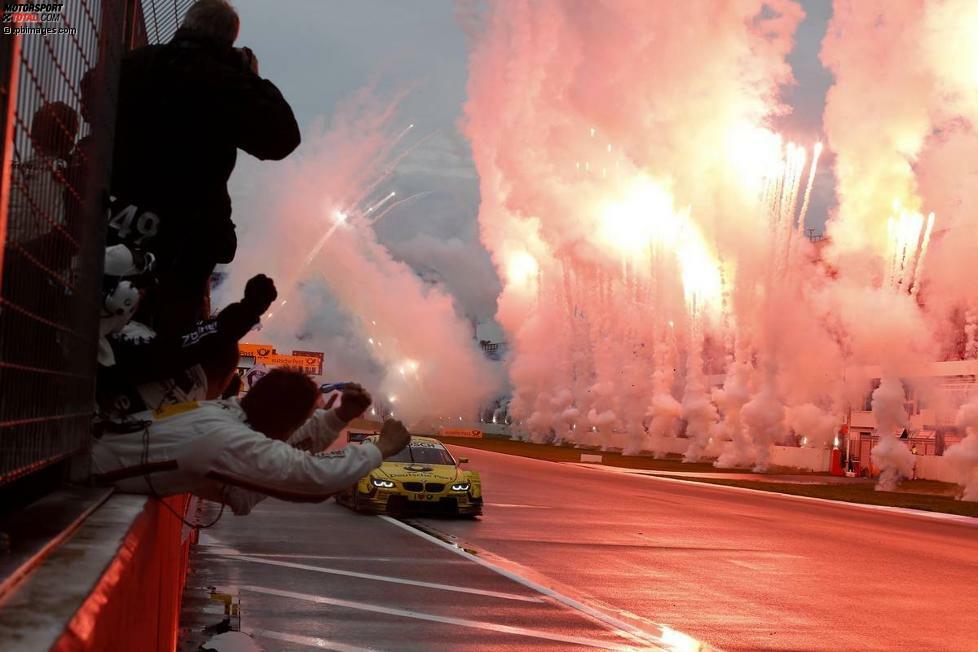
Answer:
xmin=375 ymin=419 xmax=410 ymax=458
xmin=335 ymin=383 xmax=372 ymax=423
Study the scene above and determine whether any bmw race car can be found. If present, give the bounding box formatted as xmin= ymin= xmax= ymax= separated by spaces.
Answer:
xmin=337 ymin=436 xmax=483 ymax=517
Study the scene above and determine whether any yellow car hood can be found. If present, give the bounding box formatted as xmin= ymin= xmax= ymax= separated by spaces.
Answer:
xmin=377 ymin=462 xmax=460 ymax=483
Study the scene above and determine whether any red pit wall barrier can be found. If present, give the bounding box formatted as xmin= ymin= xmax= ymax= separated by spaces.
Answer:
xmin=54 ymin=495 xmax=194 ymax=652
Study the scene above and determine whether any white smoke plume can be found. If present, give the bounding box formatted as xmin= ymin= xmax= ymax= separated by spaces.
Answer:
xmin=945 ymin=399 xmax=978 ymax=501
xmin=786 ymin=402 xmax=838 ymax=449
xmin=818 ymin=0 xmax=978 ymax=491
xmin=714 ymin=346 xmax=755 ymax=468
xmin=647 ymin=339 xmax=682 ymax=459
xmin=217 ymin=89 xmax=499 ymax=425
xmin=869 ymin=376 xmax=915 ymax=491
xmin=464 ymin=0 xmax=807 ymax=456
xmin=682 ymin=338 xmax=719 ymax=463
xmin=741 ymin=372 xmax=788 ymax=473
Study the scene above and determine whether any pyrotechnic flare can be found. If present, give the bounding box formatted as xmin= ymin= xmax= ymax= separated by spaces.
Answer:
xmin=796 ymin=142 xmax=823 ymax=235
xmin=727 ymin=134 xmax=820 ymax=469
xmin=466 ymin=0 xmax=807 ymax=454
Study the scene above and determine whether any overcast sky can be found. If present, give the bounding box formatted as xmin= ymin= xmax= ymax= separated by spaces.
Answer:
xmin=229 ymin=0 xmax=837 ymax=331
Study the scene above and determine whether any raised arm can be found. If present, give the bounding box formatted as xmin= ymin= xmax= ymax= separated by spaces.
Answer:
xmin=288 ymin=384 xmax=373 ymax=453
xmin=212 ymin=419 xmax=410 ymax=515
xmin=220 ymin=51 xmax=301 ymax=160
xmin=108 ymin=275 xmax=276 ymax=384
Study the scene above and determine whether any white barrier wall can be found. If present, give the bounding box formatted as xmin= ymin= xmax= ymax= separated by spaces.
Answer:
xmin=492 ymin=428 xmax=964 ymax=479
xmin=770 ymin=446 xmax=832 ymax=472
xmin=914 ymin=455 xmax=958 ymax=483
xmin=650 ymin=437 xmax=693 ymax=456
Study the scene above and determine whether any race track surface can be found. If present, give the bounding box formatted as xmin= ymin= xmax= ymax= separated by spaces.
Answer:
xmin=181 ymin=445 xmax=978 ymax=651
xmin=414 ymin=446 xmax=978 ymax=651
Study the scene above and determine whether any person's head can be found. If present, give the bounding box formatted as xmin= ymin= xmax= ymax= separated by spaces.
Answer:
xmin=179 ymin=0 xmax=239 ymax=47
xmin=31 ymin=101 xmax=79 ymax=159
xmin=201 ymin=339 xmax=241 ymax=399
xmin=240 ymin=368 xmax=319 ymax=440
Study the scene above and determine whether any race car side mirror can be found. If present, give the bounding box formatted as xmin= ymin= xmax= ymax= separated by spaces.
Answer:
xmin=458 ymin=457 xmax=469 ymax=464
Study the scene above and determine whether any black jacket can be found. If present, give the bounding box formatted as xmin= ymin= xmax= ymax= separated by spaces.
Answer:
xmin=111 ymin=29 xmax=300 ymax=266
xmin=96 ymin=298 xmax=261 ymax=421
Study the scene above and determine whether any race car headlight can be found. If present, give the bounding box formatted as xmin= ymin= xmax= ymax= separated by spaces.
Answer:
xmin=371 ymin=478 xmax=395 ymax=488
xmin=451 ymin=482 xmax=470 ymax=492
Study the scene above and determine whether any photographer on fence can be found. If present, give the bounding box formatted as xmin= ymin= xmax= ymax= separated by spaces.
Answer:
xmin=92 ymin=369 xmax=411 ymax=515
xmin=111 ymin=0 xmax=301 ymax=336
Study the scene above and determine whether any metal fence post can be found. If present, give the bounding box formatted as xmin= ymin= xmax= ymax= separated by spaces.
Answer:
xmin=0 ymin=35 xmax=22 ymax=288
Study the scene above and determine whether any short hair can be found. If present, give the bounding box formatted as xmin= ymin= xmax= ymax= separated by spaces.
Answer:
xmin=240 ymin=368 xmax=319 ymax=439
xmin=180 ymin=0 xmax=239 ymax=47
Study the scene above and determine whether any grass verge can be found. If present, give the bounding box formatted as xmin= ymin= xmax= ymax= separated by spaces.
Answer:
xmin=649 ymin=475 xmax=978 ymax=518
xmin=437 ymin=435 xmax=821 ymax=475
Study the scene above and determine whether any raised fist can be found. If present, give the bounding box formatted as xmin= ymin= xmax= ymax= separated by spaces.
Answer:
xmin=335 ymin=383 xmax=372 ymax=423
xmin=242 ymin=274 xmax=277 ymax=315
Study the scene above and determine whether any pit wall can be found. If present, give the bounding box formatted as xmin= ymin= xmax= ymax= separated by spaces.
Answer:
xmin=53 ymin=495 xmax=194 ymax=651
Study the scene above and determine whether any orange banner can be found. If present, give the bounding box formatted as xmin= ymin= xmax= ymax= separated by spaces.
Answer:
xmin=257 ymin=353 xmax=322 ymax=375
xmin=439 ymin=428 xmax=483 ymax=439
xmin=239 ymin=343 xmax=275 ymax=358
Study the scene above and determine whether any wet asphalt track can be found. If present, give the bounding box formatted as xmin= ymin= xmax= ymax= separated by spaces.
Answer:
xmin=415 ymin=446 xmax=978 ymax=651
xmin=180 ymin=445 xmax=978 ymax=651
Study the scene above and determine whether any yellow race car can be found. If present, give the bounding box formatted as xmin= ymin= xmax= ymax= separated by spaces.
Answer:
xmin=337 ymin=436 xmax=483 ymax=517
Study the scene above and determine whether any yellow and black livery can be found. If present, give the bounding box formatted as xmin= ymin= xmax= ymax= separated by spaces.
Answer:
xmin=337 ymin=436 xmax=483 ymax=517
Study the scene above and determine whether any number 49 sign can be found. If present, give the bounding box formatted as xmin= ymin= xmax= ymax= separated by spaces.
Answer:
xmin=108 ymin=202 xmax=160 ymax=246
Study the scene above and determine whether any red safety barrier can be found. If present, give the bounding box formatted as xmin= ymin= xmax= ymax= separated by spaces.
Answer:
xmin=53 ymin=495 xmax=193 ymax=652
xmin=830 ymin=448 xmax=844 ymax=476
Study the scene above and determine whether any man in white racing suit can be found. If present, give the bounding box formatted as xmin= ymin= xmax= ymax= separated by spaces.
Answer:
xmin=91 ymin=368 xmax=409 ymax=515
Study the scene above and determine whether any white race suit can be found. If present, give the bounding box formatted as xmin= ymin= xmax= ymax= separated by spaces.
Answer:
xmin=91 ymin=398 xmax=382 ymax=515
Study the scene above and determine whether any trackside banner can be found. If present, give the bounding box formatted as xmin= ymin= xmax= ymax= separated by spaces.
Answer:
xmin=439 ymin=428 xmax=483 ymax=439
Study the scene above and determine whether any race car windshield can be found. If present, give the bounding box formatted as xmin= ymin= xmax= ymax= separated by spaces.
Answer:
xmin=386 ymin=445 xmax=455 ymax=466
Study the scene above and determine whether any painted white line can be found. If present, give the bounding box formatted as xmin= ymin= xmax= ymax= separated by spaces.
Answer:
xmin=486 ymin=502 xmax=553 ymax=509
xmin=245 ymin=627 xmax=377 ymax=652
xmin=240 ymin=584 xmax=644 ymax=651
xmin=572 ymin=463 xmax=978 ymax=526
xmin=380 ymin=516 xmax=695 ymax=651
xmin=199 ymin=552 xmax=467 ymax=563
xmin=225 ymin=554 xmax=542 ymax=603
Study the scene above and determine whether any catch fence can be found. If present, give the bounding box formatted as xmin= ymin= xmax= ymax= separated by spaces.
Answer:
xmin=0 ymin=0 xmax=191 ymax=488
